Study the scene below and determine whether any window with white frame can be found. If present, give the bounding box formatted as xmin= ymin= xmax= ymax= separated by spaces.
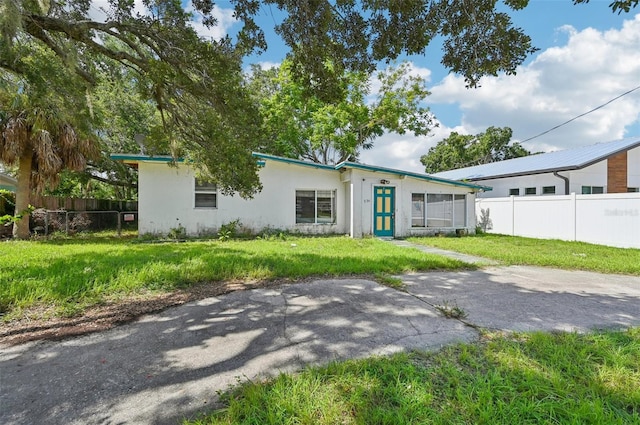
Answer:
xmin=425 ymin=194 xmax=467 ymax=227
xmin=542 ymin=186 xmax=556 ymax=195
xmin=296 ymin=190 xmax=336 ymax=224
xmin=525 ymin=187 xmax=536 ymax=195
xmin=411 ymin=193 xmax=425 ymax=227
xmin=195 ymin=178 xmax=217 ymax=208
xmin=509 ymin=188 xmax=520 ymax=196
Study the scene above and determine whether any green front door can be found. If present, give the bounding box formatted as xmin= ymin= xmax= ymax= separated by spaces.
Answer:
xmin=373 ymin=186 xmax=395 ymax=237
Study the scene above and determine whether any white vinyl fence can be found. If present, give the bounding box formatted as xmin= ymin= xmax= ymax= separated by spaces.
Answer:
xmin=476 ymin=193 xmax=640 ymax=249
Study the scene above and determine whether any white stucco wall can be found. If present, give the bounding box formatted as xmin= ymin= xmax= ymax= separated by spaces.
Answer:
xmin=137 ymin=158 xmax=480 ymax=237
xmin=138 ymin=160 xmax=346 ymax=236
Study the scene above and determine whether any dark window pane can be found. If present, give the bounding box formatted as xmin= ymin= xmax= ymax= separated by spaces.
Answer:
xmin=195 ymin=193 xmax=217 ymax=208
xmin=296 ymin=190 xmax=315 ymax=223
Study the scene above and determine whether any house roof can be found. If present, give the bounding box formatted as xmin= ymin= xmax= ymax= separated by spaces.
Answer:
xmin=111 ymin=152 xmax=491 ymax=191
xmin=433 ymin=137 xmax=640 ymax=181
xmin=333 ymin=161 xmax=490 ymax=190
xmin=0 ymin=172 xmax=17 ymax=191
xmin=254 ymin=153 xmax=491 ymax=191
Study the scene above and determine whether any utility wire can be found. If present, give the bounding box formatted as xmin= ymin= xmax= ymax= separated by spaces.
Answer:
xmin=520 ymin=84 xmax=640 ymax=144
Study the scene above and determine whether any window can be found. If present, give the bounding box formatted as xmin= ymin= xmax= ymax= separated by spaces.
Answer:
xmin=296 ymin=190 xmax=336 ymax=224
xmin=582 ymin=186 xmax=604 ymax=194
xmin=628 ymin=187 xmax=639 ymax=193
xmin=426 ymin=194 xmax=467 ymax=227
xmin=411 ymin=194 xmax=425 ymax=227
xmin=542 ymin=186 xmax=556 ymax=195
xmin=525 ymin=187 xmax=536 ymax=195
xmin=195 ymin=179 xmax=217 ymax=208
xmin=509 ymin=188 xmax=520 ymax=196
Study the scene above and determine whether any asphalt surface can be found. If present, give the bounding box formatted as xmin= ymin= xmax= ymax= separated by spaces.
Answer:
xmin=2 ymin=246 xmax=640 ymax=425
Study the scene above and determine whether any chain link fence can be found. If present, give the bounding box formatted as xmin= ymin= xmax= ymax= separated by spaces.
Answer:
xmin=32 ymin=209 xmax=138 ymax=236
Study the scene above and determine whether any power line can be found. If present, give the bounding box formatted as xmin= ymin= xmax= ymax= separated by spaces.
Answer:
xmin=520 ymin=84 xmax=640 ymax=144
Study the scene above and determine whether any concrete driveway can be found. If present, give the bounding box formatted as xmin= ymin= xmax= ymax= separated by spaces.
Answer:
xmin=2 ymin=266 xmax=640 ymax=425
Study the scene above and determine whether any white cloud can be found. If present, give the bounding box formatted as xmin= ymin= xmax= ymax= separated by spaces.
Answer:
xmin=429 ymin=13 xmax=640 ymax=152
xmin=363 ymin=13 xmax=640 ymax=172
xmin=186 ymin=2 xmax=237 ymax=41
xmin=359 ymin=120 xmax=469 ymax=173
xmin=88 ymin=1 xmax=236 ymax=41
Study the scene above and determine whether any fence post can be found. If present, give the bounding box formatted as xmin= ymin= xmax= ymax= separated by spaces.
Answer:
xmin=570 ymin=192 xmax=577 ymax=241
xmin=45 ymin=211 xmax=49 ymax=236
xmin=65 ymin=211 xmax=70 ymax=235
xmin=510 ymin=195 xmax=515 ymax=236
xmin=117 ymin=212 xmax=122 ymax=237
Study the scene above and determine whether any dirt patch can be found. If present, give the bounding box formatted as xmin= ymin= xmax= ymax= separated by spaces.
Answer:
xmin=0 ymin=279 xmax=292 ymax=346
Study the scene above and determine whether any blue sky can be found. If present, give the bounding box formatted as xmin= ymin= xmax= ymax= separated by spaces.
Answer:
xmin=114 ymin=0 xmax=640 ymax=172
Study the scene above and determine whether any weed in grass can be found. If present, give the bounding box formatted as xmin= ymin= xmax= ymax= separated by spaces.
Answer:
xmin=435 ymin=300 xmax=467 ymax=319
xmin=375 ymin=273 xmax=406 ymax=291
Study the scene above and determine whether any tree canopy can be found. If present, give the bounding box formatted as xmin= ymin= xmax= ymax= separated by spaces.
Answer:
xmin=420 ymin=127 xmax=531 ymax=174
xmin=0 ymin=0 xmax=637 ymax=220
xmin=251 ymin=61 xmax=435 ymax=164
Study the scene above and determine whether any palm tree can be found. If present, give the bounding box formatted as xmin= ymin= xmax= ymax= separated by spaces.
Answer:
xmin=0 ymin=89 xmax=98 ymax=239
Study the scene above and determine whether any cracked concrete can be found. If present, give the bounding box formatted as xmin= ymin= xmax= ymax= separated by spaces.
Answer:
xmin=2 ymin=265 xmax=640 ymax=425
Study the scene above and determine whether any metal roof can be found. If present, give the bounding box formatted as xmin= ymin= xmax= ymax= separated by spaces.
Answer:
xmin=0 ymin=172 xmax=17 ymax=191
xmin=433 ymin=137 xmax=640 ymax=181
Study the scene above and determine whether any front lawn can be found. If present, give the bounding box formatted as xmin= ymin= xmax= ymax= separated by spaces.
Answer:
xmin=185 ymin=328 xmax=640 ymax=425
xmin=409 ymin=234 xmax=640 ymax=275
xmin=0 ymin=236 xmax=469 ymax=321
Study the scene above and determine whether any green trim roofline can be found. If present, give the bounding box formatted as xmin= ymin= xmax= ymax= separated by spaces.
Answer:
xmin=111 ymin=152 xmax=491 ymax=191
xmin=110 ymin=153 xmax=181 ymax=163
xmin=252 ymin=152 xmax=336 ymax=170
xmin=335 ymin=161 xmax=491 ymax=191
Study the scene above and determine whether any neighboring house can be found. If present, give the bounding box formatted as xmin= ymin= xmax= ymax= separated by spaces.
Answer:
xmin=112 ymin=152 xmax=489 ymax=238
xmin=0 ymin=172 xmax=17 ymax=192
xmin=433 ymin=137 xmax=640 ymax=198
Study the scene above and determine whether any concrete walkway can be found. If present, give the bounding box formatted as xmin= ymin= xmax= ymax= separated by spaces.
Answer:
xmin=388 ymin=239 xmax=499 ymax=265
xmin=2 ymin=246 xmax=640 ymax=425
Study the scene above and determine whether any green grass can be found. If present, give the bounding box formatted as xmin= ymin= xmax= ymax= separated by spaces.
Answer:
xmin=0 ymin=236 xmax=469 ymax=320
xmin=185 ymin=328 xmax=640 ymax=425
xmin=408 ymin=234 xmax=640 ymax=275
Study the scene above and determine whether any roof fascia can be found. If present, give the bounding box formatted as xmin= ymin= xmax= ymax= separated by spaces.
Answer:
xmin=110 ymin=154 xmax=180 ymax=163
xmin=251 ymin=152 xmax=336 ymax=170
xmin=336 ymin=161 xmax=491 ymax=191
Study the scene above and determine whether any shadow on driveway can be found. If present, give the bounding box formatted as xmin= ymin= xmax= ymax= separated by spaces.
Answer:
xmin=1 ymin=266 xmax=639 ymax=425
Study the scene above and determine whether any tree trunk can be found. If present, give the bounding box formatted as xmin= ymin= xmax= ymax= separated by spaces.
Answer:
xmin=13 ymin=152 xmax=33 ymax=239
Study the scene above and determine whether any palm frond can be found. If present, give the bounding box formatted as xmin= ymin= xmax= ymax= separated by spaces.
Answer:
xmin=33 ymin=130 xmax=63 ymax=176
xmin=0 ymin=116 xmax=29 ymax=164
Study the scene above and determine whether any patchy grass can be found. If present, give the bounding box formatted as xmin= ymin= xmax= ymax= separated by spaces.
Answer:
xmin=409 ymin=234 xmax=640 ymax=275
xmin=184 ymin=328 xmax=640 ymax=425
xmin=374 ymin=273 xmax=406 ymax=291
xmin=0 ymin=236 xmax=470 ymax=321
xmin=434 ymin=299 xmax=467 ymax=319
